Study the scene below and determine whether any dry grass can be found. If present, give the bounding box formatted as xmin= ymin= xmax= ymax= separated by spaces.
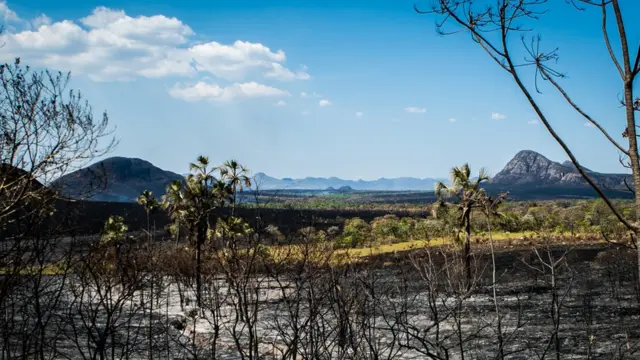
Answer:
xmin=266 ymin=230 xmax=603 ymax=264
xmin=2 ymin=231 xmax=606 ymax=275
xmin=0 ymin=263 xmax=70 ymax=276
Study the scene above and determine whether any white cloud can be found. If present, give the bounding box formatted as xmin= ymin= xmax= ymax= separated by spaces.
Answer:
xmin=448 ymin=118 xmax=457 ymax=123
xmin=528 ymin=119 xmax=539 ymax=125
xmin=355 ymin=112 xmax=363 ymax=117
xmin=301 ymin=110 xmax=310 ymax=116
xmin=264 ymin=63 xmax=310 ymax=81
xmin=405 ymin=106 xmax=426 ymax=113
xmin=491 ymin=112 xmax=506 ymax=120
xmin=0 ymin=5 xmax=310 ymax=84
xmin=31 ymin=14 xmax=51 ymax=29
xmin=188 ymin=40 xmax=290 ymax=81
xmin=301 ymin=91 xmax=322 ymax=98
xmin=275 ymin=100 xmax=286 ymax=106
xmin=169 ymin=81 xmax=289 ymax=102
xmin=0 ymin=1 xmax=20 ymax=23
xmin=584 ymin=122 xmax=595 ymax=128
xmin=319 ymin=99 xmax=331 ymax=107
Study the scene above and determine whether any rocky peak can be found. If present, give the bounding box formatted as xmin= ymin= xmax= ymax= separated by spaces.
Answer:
xmin=492 ymin=150 xmax=579 ymax=185
xmin=491 ymin=150 xmax=630 ymax=188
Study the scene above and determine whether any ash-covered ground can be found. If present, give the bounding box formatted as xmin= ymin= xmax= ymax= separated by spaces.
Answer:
xmin=2 ymin=243 xmax=639 ymax=359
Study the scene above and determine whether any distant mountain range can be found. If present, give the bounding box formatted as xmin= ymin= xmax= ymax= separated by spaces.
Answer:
xmin=50 ymin=150 xmax=634 ymax=202
xmin=252 ymin=173 xmax=448 ymax=191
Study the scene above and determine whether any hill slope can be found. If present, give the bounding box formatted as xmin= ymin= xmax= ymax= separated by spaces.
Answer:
xmin=53 ymin=157 xmax=184 ymax=202
xmin=487 ymin=150 xmax=632 ymax=197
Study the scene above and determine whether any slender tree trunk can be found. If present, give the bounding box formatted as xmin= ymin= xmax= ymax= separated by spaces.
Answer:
xmin=464 ymin=211 xmax=472 ymax=290
xmin=195 ymin=218 xmax=206 ymax=308
xmin=231 ymin=192 xmax=236 ymax=218
xmin=175 ymin=219 xmax=180 ymax=245
xmin=623 ymin=78 xmax=640 ymax=284
xmin=196 ymin=239 xmax=202 ymax=308
xmin=603 ymin=0 xmax=640 ymax=287
xmin=487 ymin=211 xmax=505 ymax=359
xmin=147 ymin=210 xmax=154 ymax=360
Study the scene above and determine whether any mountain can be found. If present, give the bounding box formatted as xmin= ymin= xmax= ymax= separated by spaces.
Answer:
xmin=253 ymin=172 xmax=447 ymax=191
xmin=490 ymin=150 xmax=631 ymax=191
xmin=50 ymin=150 xmax=635 ymax=203
xmin=0 ymin=163 xmax=59 ymax=204
xmin=1 ymin=164 xmax=47 ymax=191
xmin=53 ymin=157 xmax=184 ymax=202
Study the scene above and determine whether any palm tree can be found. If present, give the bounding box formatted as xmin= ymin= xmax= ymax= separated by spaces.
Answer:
xmin=219 ymin=159 xmax=251 ymax=215
xmin=184 ymin=156 xmax=230 ymax=307
xmin=101 ymin=215 xmax=128 ymax=242
xmin=478 ymin=190 xmax=508 ymax=358
xmin=435 ymin=163 xmax=490 ymax=290
xmin=136 ymin=190 xmax=159 ymax=360
xmin=137 ymin=190 xmax=159 ymax=246
xmin=101 ymin=215 xmax=128 ymax=280
xmin=162 ymin=180 xmax=186 ymax=244
xmin=160 ymin=156 xmax=240 ymax=307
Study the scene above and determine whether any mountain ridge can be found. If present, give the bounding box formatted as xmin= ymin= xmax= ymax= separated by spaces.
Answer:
xmin=490 ymin=149 xmax=631 ymax=189
xmin=252 ymin=172 xmax=448 ymax=191
xmin=50 ymin=150 xmax=634 ymax=202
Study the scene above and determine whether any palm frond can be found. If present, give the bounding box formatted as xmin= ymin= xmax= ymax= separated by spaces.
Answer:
xmin=434 ymin=181 xmax=448 ymax=198
xmin=450 ymin=165 xmax=469 ymax=188
xmin=476 ymin=167 xmax=490 ymax=184
xmin=197 ymin=155 xmax=209 ymax=166
xmin=462 ymin=163 xmax=471 ymax=180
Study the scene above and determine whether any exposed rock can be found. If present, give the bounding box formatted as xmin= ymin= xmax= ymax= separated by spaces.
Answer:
xmin=491 ymin=150 xmax=631 ymax=190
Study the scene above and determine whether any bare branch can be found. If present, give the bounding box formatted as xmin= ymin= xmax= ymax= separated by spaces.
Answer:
xmin=446 ymin=0 xmax=638 ymax=233
xmin=610 ymin=0 xmax=632 ymax=75
xmin=538 ymin=66 xmax=629 ymax=155
xmin=599 ymin=0 xmax=625 ymax=78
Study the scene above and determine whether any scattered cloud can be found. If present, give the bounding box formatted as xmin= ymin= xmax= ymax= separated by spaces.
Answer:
xmin=319 ymin=99 xmax=331 ymax=107
xmin=491 ymin=112 xmax=507 ymax=120
xmin=584 ymin=122 xmax=595 ymax=128
xmin=301 ymin=91 xmax=323 ymax=98
xmin=301 ymin=110 xmax=310 ymax=116
xmin=31 ymin=14 xmax=52 ymax=28
xmin=169 ymin=81 xmax=289 ymax=102
xmin=275 ymin=100 xmax=286 ymax=106
xmin=528 ymin=119 xmax=539 ymax=125
xmin=264 ymin=63 xmax=310 ymax=81
xmin=0 ymin=1 xmax=21 ymax=23
xmin=0 ymin=5 xmax=310 ymax=85
xmin=448 ymin=118 xmax=457 ymax=123
xmin=355 ymin=111 xmax=363 ymax=117
xmin=405 ymin=106 xmax=426 ymax=113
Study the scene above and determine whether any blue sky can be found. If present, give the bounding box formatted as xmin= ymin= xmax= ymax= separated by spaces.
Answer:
xmin=2 ymin=0 xmax=638 ymax=180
